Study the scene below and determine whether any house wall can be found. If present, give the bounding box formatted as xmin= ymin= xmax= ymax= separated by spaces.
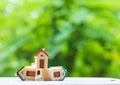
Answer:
xmin=35 ymin=69 xmax=42 ymax=80
xmin=24 ymin=67 xmax=37 ymax=80
xmin=35 ymin=52 xmax=48 ymax=69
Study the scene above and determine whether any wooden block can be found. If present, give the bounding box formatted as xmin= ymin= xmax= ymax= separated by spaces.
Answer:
xmin=34 ymin=49 xmax=48 ymax=69
xmin=48 ymin=66 xmax=67 ymax=81
xmin=41 ymin=69 xmax=51 ymax=81
xmin=24 ymin=66 xmax=37 ymax=80
xmin=17 ymin=66 xmax=42 ymax=81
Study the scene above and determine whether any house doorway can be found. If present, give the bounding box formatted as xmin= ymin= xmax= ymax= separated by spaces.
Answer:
xmin=39 ymin=59 xmax=44 ymax=68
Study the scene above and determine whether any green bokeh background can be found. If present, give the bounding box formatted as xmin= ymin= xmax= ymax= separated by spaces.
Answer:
xmin=0 ymin=0 xmax=120 ymax=78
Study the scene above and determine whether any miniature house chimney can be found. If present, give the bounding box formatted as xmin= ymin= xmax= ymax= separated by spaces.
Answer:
xmin=42 ymin=48 xmax=45 ymax=51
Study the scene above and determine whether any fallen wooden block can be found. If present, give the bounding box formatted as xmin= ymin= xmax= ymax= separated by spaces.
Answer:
xmin=17 ymin=66 xmax=42 ymax=81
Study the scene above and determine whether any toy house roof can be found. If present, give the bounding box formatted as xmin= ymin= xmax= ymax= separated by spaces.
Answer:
xmin=35 ymin=49 xmax=48 ymax=57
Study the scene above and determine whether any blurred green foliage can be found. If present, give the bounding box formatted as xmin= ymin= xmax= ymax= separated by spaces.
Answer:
xmin=0 ymin=0 xmax=120 ymax=78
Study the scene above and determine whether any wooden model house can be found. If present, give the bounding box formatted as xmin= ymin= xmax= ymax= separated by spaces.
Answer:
xmin=34 ymin=49 xmax=48 ymax=69
xmin=17 ymin=48 xmax=67 ymax=81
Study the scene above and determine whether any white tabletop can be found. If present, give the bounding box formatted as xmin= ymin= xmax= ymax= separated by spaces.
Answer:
xmin=0 ymin=77 xmax=120 ymax=85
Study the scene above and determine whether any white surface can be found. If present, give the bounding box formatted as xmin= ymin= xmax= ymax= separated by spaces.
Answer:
xmin=0 ymin=77 xmax=120 ymax=85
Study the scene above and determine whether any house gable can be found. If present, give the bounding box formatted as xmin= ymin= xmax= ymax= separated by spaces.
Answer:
xmin=35 ymin=49 xmax=48 ymax=58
